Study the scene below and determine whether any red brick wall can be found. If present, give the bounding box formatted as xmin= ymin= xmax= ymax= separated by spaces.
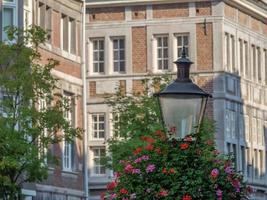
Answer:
xmin=89 ymin=81 xmax=96 ymax=97
xmin=132 ymin=6 xmax=146 ymax=20
xmin=196 ymin=76 xmax=214 ymax=119
xmin=39 ymin=48 xmax=81 ymax=78
xmin=153 ymin=3 xmax=189 ymax=18
xmin=132 ymin=26 xmax=147 ymax=73
xmin=263 ymin=23 xmax=267 ymax=36
xmin=89 ymin=7 xmax=125 ymax=22
xmin=238 ymin=10 xmax=249 ymax=27
xmin=133 ymin=80 xmax=144 ymax=95
xmin=52 ymin=10 xmax=61 ymax=48
xmin=196 ymin=23 xmax=213 ymax=71
xmin=224 ymin=4 xmax=236 ymax=21
xmin=251 ymin=17 xmax=261 ymax=33
xmin=196 ymin=2 xmax=212 ymax=16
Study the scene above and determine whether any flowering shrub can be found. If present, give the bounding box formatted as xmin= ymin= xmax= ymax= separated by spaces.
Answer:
xmin=103 ymin=123 xmax=251 ymax=200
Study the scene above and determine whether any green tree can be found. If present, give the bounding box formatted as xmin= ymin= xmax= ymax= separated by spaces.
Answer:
xmin=0 ymin=26 xmax=82 ymax=199
xmin=105 ymin=76 xmax=170 ymax=170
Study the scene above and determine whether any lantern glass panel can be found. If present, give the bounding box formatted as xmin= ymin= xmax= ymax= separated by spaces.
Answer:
xmin=159 ymin=95 xmax=205 ymax=138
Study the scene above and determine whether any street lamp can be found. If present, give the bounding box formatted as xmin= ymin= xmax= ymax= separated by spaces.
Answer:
xmin=155 ymin=47 xmax=211 ymax=138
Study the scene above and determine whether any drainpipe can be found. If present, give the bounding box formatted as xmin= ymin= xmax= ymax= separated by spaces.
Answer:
xmin=81 ymin=0 xmax=89 ymax=199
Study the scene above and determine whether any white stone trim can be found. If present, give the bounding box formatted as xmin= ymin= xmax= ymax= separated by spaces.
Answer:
xmin=51 ymin=69 xmax=83 ymax=86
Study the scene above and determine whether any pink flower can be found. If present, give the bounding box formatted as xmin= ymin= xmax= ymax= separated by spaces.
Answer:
xmin=141 ymin=155 xmax=150 ymax=161
xmin=224 ymin=166 xmax=233 ymax=174
xmin=146 ymin=164 xmax=155 ymax=173
xmin=132 ymin=168 xmax=141 ymax=174
xmin=110 ymin=193 xmax=117 ymax=199
xmin=159 ymin=190 xmax=168 ymax=197
xmin=134 ymin=157 xmax=142 ymax=163
xmin=124 ymin=164 xmax=133 ymax=173
xmin=211 ymin=168 xmax=219 ymax=178
xmin=216 ymin=189 xmax=223 ymax=197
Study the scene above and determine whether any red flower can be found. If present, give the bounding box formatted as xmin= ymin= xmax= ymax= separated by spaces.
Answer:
xmin=120 ymin=188 xmax=128 ymax=194
xmin=140 ymin=136 xmax=155 ymax=143
xmin=145 ymin=144 xmax=154 ymax=151
xmin=169 ymin=168 xmax=175 ymax=174
xmin=133 ymin=147 xmax=142 ymax=155
xmin=206 ymin=139 xmax=214 ymax=146
xmin=180 ymin=143 xmax=189 ymax=150
xmin=100 ymin=193 xmax=105 ymax=200
xmin=107 ymin=181 xmax=117 ymax=191
xmin=154 ymin=130 xmax=166 ymax=140
xmin=155 ymin=148 xmax=161 ymax=154
xmin=182 ymin=194 xmax=192 ymax=200
xmin=162 ymin=168 xmax=168 ymax=174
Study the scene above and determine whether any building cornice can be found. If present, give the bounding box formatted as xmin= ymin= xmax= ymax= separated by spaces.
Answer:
xmin=85 ymin=0 xmax=211 ymax=7
xmin=224 ymin=0 xmax=267 ymax=21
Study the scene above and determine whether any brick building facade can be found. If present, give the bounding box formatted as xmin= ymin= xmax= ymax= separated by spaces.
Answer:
xmin=85 ymin=0 xmax=267 ymax=199
xmin=1 ymin=0 xmax=86 ymax=199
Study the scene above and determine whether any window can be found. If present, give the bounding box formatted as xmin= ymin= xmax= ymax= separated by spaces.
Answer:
xmin=62 ymin=14 xmax=69 ymax=52
xmin=156 ymin=35 xmax=168 ymax=70
xmin=62 ymin=92 xmax=75 ymax=171
xmin=92 ymin=114 xmax=105 ymax=139
xmin=239 ymin=39 xmax=243 ymax=75
xmin=177 ymin=34 xmax=189 ymax=58
xmin=246 ymin=148 xmax=251 ymax=178
xmin=38 ymin=98 xmax=48 ymax=165
xmin=92 ymin=147 xmax=106 ymax=175
xmin=2 ymin=0 xmax=17 ymax=41
xmin=92 ymin=38 xmax=104 ymax=73
xmin=244 ymin=41 xmax=249 ymax=78
xmin=113 ymin=38 xmax=125 ymax=72
xmin=224 ymin=33 xmax=230 ymax=70
xmin=252 ymin=45 xmax=256 ymax=80
xmin=254 ymin=149 xmax=259 ymax=179
xmin=259 ymin=150 xmax=264 ymax=179
xmin=241 ymin=146 xmax=245 ymax=175
xmin=230 ymin=35 xmax=235 ymax=72
xmin=257 ymin=119 xmax=263 ymax=145
xmin=38 ymin=2 xmax=45 ymax=29
xmin=70 ymin=19 xmax=76 ymax=54
xmin=225 ymin=110 xmax=236 ymax=139
xmin=257 ymin=47 xmax=261 ymax=82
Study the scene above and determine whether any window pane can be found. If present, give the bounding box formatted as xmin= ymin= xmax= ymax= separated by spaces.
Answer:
xmin=99 ymin=116 xmax=104 ymax=121
xmin=177 ymin=36 xmax=182 ymax=46
xmin=3 ymin=8 xmax=13 ymax=28
xmin=99 ymin=51 xmax=104 ymax=61
xmin=99 ymin=63 xmax=104 ymax=73
xmin=93 ymin=63 xmax=98 ymax=73
xmin=157 ymin=37 xmax=162 ymax=47
xmin=120 ymin=51 xmax=125 ymax=60
xmin=178 ymin=48 xmax=182 ymax=57
xmin=158 ymin=49 xmax=162 ymax=58
xmin=70 ymin=19 xmax=76 ymax=54
xmin=99 ymin=132 xmax=105 ymax=138
xmin=163 ymin=49 xmax=168 ymax=57
xmin=163 ymin=60 xmax=168 ymax=69
xmin=113 ymin=40 xmax=118 ymax=49
xmin=120 ymin=62 xmax=125 ymax=72
xmin=184 ymin=36 xmax=188 ymax=46
xmin=158 ymin=60 xmax=162 ymax=70
xmin=114 ymin=51 xmax=119 ymax=60
xmin=62 ymin=16 xmax=69 ymax=51
xmin=93 ymin=52 xmax=98 ymax=61
xmin=99 ymin=40 xmax=104 ymax=50
xmin=163 ymin=37 xmax=168 ymax=46
xmin=114 ymin=62 xmax=118 ymax=72
xmin=120 ymin=39 xmax=125 ymax=49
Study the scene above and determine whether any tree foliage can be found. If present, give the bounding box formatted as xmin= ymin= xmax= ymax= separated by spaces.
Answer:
xmin=0 ymin=26 xmax=82 ymax=199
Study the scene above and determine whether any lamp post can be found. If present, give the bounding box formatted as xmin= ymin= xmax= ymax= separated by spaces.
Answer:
xmin=155 ymin=47 xmax=211 ymax=138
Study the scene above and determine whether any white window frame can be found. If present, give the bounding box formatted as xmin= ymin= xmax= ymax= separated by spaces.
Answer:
xmin=60 ymin=15 xmax=76 ymax=55
xmin=92 ymin=113 xmax=105 ymax=140
xmin=92 ymin=38 xmax=105 ymax=74
xmin=176 ymin=34 xmax=189 ymax=58
xmin=62 ymin=92 xmax=75 ymax=171
xmin=156 ymin=35 xmax=169 ymax=71
xmin=2 ymin=0 xmax=17 ymax=40
xmin=91 ymin=147 xmax=106 ymax=176
xmin=112 ymin=37 xmax=125 ymax=73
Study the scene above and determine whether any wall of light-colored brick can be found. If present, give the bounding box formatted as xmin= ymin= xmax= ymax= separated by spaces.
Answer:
xmin=196 ymin=2 xmax=211 ymax=16
xmin=52 ymin=10 xmax=61 ymax=48
xmin=39 ymin=48 xmax=81 ymax=78
xmin=89 ymin=7 xmax=125 ymax=22
xmin=263 ymin=22 xmax=267 ymax=36
xmin=132 ymin=26 xmax=147 ymax=73
xmin=196 ymin=23 xmax=213 ymax=71
xmin=152 ymin=3 xmax=189 ymax=18
xmin=132 ymin=5 xmax=146 ymax=20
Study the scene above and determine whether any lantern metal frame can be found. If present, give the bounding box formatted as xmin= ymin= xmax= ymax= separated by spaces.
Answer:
xmin=154 ymin=47 xmax=212 ymax=137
